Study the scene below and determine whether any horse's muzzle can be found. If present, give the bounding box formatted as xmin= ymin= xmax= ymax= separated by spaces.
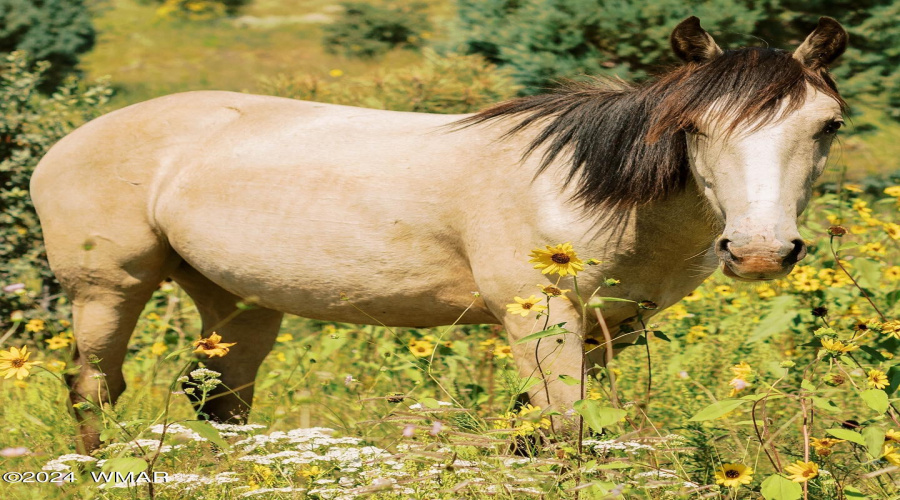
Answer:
xmin=716 ymin=237 xmax=807 ymax=280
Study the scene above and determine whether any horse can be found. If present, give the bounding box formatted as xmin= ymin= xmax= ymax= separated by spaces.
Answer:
xmin=31 ymin=16 xmax=848 ymax=452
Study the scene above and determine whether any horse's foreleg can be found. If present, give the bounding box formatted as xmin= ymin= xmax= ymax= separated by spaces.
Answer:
xmin=172 ymin=265 xmax=283 ymax=423
xmin=504 ymin=305 xmax=586 ymax=434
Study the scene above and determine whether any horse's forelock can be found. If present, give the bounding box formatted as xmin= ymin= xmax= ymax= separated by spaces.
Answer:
xmin=456 ymin=47 xmax=845 ymax=211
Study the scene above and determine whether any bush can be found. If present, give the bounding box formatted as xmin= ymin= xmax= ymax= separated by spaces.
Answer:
xmin=454 ymin=0 xmax=900 ymax=115
xmin=259 ymin=50 xmax=519 ymax=114
xmin=0 ymin=52 xmax=112 ymax=331
xmin=0 ymin=0 xmax=96 ymax=91
xmin=322 ymin=2 xmax=431 ymax=59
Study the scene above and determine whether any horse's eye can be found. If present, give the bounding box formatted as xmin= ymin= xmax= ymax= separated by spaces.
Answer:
xmin=684 ymin=123 xmax=703 ymax=136
xmin=822 ymin=120 xmax=843 ymax=135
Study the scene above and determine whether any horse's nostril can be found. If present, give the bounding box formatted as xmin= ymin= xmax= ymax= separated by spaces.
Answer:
xmin=784 ymin=239 xmax=807 ymax=265
xmin=717 ymin=238 xmax=737 ymax=262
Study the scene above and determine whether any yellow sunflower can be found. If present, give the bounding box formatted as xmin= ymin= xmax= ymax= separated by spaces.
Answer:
xmin=528 ymin=243 xmax=585 ymax=277
xmin=409 ymin=340 xmax=434 ymax=358
xmin=506 ymin=295 xmax=547 ymax=317
xmin=192 ymin=332 xmax=237 ymax=358
xmin=811 ymin=437 xmax=843 ymax=457
xmin=536 ymin=284 xmax=571 ymax=297
xmin=883 ymin=444 xmax=900 ymax=465
xmin=868 ymin=369 xmax=889 ymax=390
xmin=44 ymin=335 xmax=71 ymax=350
xmin=0 ymin=346 xmax=41 ymax=380
xmin=493 ymin=344 xmax=513 ymax=359
xmin=784 ymin=461 xmax=818 ymax=482
xmin=714 ymin=463 xmax=753 ymax=488
xmin=820 ymin=337 xmax=859 ymax=354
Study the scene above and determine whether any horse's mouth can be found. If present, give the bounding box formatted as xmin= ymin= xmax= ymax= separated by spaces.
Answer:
xmin=721 ymin=261 xmax=791 ymax=281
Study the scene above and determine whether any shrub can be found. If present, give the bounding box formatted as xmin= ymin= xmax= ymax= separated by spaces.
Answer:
xmin=322 ymin=2 xmax=431 ymax=59
xmin=0 ymin=52 xmax=112 ymax=331
xmin=259 ymin=50 xmax=519 ymax=114
xmin=0 ymin=0 xmax=96 ymax=91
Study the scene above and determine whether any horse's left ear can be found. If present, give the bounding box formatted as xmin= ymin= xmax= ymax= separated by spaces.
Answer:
xmin=793 ymin=17 xmax=848 ymax=70
xmin=670 ymin=16 xmax=723 ymax=63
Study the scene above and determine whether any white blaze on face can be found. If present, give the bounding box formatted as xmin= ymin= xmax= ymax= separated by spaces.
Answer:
xmin=687 ymin=87 xmax=843 ymax=279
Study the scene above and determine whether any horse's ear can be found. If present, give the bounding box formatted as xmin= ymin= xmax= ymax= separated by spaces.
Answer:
xmin=670 ymin=16 xmax=723 ymax=63
xmin=793 ymin=17 xmax=848 ymax=70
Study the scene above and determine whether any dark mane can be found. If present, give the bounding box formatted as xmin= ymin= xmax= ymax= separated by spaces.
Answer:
xmin=456 ymin=48 xmax=847 ymax=210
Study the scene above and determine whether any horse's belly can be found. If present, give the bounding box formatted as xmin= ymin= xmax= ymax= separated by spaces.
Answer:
xmin=157 ymin=174 xmax=497 ymax=327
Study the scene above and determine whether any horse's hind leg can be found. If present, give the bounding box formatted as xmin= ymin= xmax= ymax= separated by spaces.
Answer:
xmin=171 ymin=263 xmax=283 ymax=423
xmin=49 ymin=240 xmax=179 ymax=453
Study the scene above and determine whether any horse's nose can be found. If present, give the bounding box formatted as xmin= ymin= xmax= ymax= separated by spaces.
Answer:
xmin=716 ymin=236 xmax=807 ymax=279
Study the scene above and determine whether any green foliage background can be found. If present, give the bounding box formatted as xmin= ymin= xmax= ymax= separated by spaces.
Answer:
xmin=453 ymin=0 xmax=900 ymax=119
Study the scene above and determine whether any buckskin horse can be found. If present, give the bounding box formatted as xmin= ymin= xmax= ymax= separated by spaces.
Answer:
xmin=31 ymin=17 xmax=848 ymax=451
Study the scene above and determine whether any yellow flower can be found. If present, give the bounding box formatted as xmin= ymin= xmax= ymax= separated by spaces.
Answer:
xmin=844 ymin=183 xmax=863 ymax=193
xmin=714 ymin=285 xmax=733 ymax=295
xmin=686 ymin=325 xmax=707 ymax=343
xmin=506 ymin=295 xmax=547 ymax=317
xmin=45 ymin=335 xmax=71 ymax=350
xmin=665 ymin=304 xmax=690 ymax=320
xmin=493 ymin=344 xmax=513 ymax=359
xmin=682 ymin=289 xmax=703 ymax=302
xmin=868 ymin=369 xmax=889 ymax=390
xmin=328 ymin=69 xmax=343 ymax=78
xmin=731 ymin=362 xmax=752 ymax=379
xmin=885 ymin=223 xmax=900 ymax=240
xmin=0 ymin=346 xmax=41 ymax=380
xmin=755 ymin=283 xmax=776 ymax=298
xmin=884 ymin=186 xmax=900 ymax=197
xmin=192 ymin=332 xmax=237 ymax=358
xmin=276 ymin=333 xmax=293 ymax=343
xmin=821 ymin=337 xmax=859 ymax=354
xmin=852 ymin=199 xmax=872 ymax=214
xmin=528 ymin=243 xmax=585 ymax=277
xmin=479 ymin=338 xmax=497 ymax=351
xmin=784 ymin=461 xmax=818 ymax=482
xmin=299 ymin=465 xmax=322 ymax=478
xmin=714 ymin=463 xmax=753 ymax=488
xmin=882 ymin=320 xmax=900 ymax=340
xmin=24 ymin=319 xmax=45 ymax=333
xmin=886 ymin=429 xmax=900 ymax=443
xmin=811 ymin=437 xmax=843 ymax=457
xmin=150 ymin=342 xmax=168 ymax=356
xmin=145 ymin=312 xmax=161 ymax=321
xmin=885 ymin=266 xmax=900 ymax=281
xmin=536 ymin=284 xmax=570 ymax=297
xmin=860 ymin=242 xmax=887 ymax=257
xmin=409 ymin=340 xmax=434 ymax=358
xmin=883 ymin=444 xmax=900 ymax=465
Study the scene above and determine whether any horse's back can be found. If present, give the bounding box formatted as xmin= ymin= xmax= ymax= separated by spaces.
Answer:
xmin=32 ymin=91 xmax=501 ymax=325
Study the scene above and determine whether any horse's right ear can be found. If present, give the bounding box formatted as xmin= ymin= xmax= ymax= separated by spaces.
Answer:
xmin=670 ymin=16 xmax=723 ymax=63
xmin=793 ymin=17 xmax=848 ymax=71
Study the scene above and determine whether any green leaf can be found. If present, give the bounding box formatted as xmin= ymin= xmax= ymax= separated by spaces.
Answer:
xmin=886 ymin=289 xmax=900 ymax=308
xmin=843 ymin=485 xmax=869 ymax=499
xmin=811 ymin=397 xmax=839 ymax=413
xmin=760 ymin=474 xmax=802 ymax=500
xmin=184 ymin=420 xmax=230 ymax=449
xmin=516 ymin=376 xmax=543 ymax=393
xmin=748 ymin=296 xmax=798 ymax=343
xmin=887 ymin=365 xmax=900 ymax=395
xmin=651 ymin=331 xmax=671 ymax=342
xmin=854 ymin=258 xmax=881 ymax=289
xmin=861 ymin=389 xmax=889 ymax=414
xmin=515 ymin=323 xmax=569 ymax=345
xmin=689 ymin=399 xmax=748 ymax=421
xmin=863 ymin=426 xmax=886 ymax=459
xmin=573 ymin=400 xmax=626 ymax=433
xmin=587 ymin=297 xmax=636 ymax=308
xmin=800 ymin=379 xmax=816 ymax=392
xmin=826 ymin=428 xmax=866 ymax=446
xmin=558 ymin=374 xmax=580 ymax=386
xmin=102 ymin=457 xmax=148 ymax=474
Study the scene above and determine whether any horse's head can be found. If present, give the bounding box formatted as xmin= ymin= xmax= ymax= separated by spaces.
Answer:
xmin=667 ymin=17 xmax=848 ymax=280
